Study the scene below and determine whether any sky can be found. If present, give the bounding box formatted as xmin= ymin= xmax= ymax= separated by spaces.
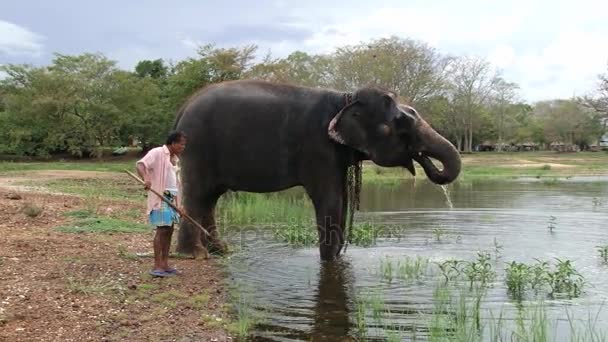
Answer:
xmin=1 ymin=0 xmax=607 ymax=103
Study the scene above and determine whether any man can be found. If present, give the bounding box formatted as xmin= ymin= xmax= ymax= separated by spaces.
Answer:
xmin=136 ymin=131 xmax=187 ymax=277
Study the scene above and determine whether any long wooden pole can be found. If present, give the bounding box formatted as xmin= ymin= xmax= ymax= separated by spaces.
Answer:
xmin=124 ymin=170 xmax=211 ymax=238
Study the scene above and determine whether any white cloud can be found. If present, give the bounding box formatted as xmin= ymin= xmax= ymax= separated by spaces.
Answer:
xmin=488 ymin=45 xmax=516 ymax=69
xmin=285 ymin=0 xmax=608 ymax=102
xmin=180 ymin=37 xmax=202 ymax=51
xmin=510 ymin=30 xmax=608 ymax=101
xmin=0 ymin=20 xmax=44 ymax=57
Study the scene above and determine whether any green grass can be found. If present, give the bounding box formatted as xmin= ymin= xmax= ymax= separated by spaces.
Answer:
xmin=2 ymin=151 xmax=608 ymax=179
xmin=57 ymin=216 xmax=150 ymax=234
xmin=216 ymin=190 xmax=314 ymax=225
xmin=24 ymin=177 xmax=143 ymax=201
xmin=66 ymin=275 xmax=127 ymax=296
xmin=0 ymin=160 xmax=134 ymax=173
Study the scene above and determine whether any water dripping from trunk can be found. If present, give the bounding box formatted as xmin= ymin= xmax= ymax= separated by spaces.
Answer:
xmin=440 ymin=184 xmax=453 ymax=209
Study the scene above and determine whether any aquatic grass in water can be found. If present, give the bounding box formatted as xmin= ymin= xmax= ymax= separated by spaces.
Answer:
xmin=436 ymin=259 xmax=466 ymax=284
xmin=429 ymin=284 xmax=485 ymax=342
xmin=504 ymin=258 xmax=584 ymax=300
xmin=598 ymin=245 xmax=608 ymax=263
xmin=505 ymin=261 xmax=530 ymax=299
xmin=380 ymin=257 xmax=395 ymax=283
xmin=463 ymin=251 xmax=496 ymax=290
xmin=548 ymin=258 xmax=585 ymax=298
xmin=271 ymin=221 xmax=317 ymax=247
xmin=348 ymin=221 xmax=382 ymax=247
xmin=378 ymin=256 xmax=430 ymax=284
xmin=396 ymin=256 xmax=429 ymax=282
xmin=492 ymin=237 xmax=504 ymax=260
xmin=548 ymin=215 xmax=557 ymax=232
xmin=425 ymin=282 xmax=606 ymax=342
xmin=356 ymin=289 xmax=387 ymax=324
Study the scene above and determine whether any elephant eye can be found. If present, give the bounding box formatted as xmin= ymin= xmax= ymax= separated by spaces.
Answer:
xmin=352 ymin=112 xmax=361 ymax=117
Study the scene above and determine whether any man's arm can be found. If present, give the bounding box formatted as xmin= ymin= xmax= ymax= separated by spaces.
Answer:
xmin=136 ymin=162 xmax=151 ymax=190
xmin=136 ymin=149 xmax=157 ymax=190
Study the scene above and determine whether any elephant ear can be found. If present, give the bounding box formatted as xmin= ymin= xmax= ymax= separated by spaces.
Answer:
xmin=328 ymin=100 xmax=359 ymax=145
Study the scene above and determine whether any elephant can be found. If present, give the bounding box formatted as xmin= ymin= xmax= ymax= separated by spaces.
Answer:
xmin=173 ymin=79 xmax=461 ymax=261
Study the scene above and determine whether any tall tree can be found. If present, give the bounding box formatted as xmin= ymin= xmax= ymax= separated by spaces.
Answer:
xmin=135 ymin=59 xmax=169 ymax=79
xmin=534 ymin=99 xmax=603 ymax=150
xmin=490 ymin=77 xmax=520 ymax=151
xmin=164 ymin=44 xmax=257 ymax=112
xmin=447 ymin=56 xmax=498 ymax=152
xmin=0 ymin=53 xmax=162 ymax=157
xmin=330 ymin=36 xmax=452 ymax=103
xmin=244 ymin=51 xmax=333 ymax=87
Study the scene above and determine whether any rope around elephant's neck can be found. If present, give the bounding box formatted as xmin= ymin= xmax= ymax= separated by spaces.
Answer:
xmin=343 ymin=160 xmax=362 ymax=254
xmin=334 ymin=92 xmax=358 ymax=255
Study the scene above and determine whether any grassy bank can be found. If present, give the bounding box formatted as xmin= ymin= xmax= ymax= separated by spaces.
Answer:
xmin=364 ymin=151 xmax=608 ymax=183
xmin=2 ymin=151 xmax=607 ymax=182
xmin=4 ymin=152 xmax=608 ymax=340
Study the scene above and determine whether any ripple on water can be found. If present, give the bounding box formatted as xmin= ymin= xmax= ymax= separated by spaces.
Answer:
xmin=225 ymin=178 xmax=608 ymax=340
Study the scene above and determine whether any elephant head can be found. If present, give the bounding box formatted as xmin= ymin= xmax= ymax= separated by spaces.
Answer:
xmin=328 ymin=87 xmax=461 ymax=185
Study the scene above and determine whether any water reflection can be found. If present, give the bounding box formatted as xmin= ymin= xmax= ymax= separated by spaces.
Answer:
xmin=229 ymin=177 xmax=608 ymax=341
xmin=310 ymin=259 xmax=354 ymax=341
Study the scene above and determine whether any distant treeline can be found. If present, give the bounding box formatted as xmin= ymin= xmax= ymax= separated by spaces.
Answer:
xmin=1 ymin=36 xmax=606 ymax=157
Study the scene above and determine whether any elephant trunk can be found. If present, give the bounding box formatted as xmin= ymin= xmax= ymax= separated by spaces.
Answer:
xmin=413 ymin=119 xmax=461 ymax=185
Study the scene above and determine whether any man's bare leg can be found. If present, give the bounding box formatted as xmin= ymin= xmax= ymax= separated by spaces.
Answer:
xmin=162 ymin=226 xmax=174 ymax=271
xmin=155 ymin=226 xmax=172 ymax=270
xmin=153 ymin=228 xmax=164 ymax=272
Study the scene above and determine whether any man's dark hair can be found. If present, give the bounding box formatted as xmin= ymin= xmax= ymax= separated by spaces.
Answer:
xmin=166 ymin=130 xmax=187 ymax=145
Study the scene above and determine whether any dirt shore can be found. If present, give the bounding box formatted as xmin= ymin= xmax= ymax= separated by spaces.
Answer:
xmin=0 ymin=171 xmax=233 ymax=342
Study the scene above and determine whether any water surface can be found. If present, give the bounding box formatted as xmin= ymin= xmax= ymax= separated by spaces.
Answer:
xmin=223 ymin=177 xmax=608 ymax=341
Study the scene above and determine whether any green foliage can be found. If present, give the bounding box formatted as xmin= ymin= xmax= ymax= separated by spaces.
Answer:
xmin=0 ymin=53 xmax=165 ymax=156
xmin=163 ymin=44 xmax=257 ymax=112
xmin=1 ymin=36 xmax=606 ymax=158
xmin=135 ymin=59 xmax=168 ymax=79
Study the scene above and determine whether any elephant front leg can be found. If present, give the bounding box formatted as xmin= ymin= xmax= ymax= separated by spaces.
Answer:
xmin=199 ymin=208 xmax=229 ymax=255
xmin=314 ymin=197 xmax=345 ymax=261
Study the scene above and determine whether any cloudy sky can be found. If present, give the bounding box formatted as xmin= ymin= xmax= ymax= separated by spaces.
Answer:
xmin=1 ymin=0 xmax=607 ymax=102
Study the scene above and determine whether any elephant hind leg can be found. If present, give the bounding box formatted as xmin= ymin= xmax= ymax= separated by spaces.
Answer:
xmin=176 ymin=186 xmax=227 ymax=257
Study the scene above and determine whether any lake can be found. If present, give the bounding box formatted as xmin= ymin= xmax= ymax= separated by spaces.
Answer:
xmin=221 ymin=176 xmax=608 ymax=341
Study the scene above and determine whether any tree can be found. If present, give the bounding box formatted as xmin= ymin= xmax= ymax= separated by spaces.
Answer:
xmin=0 ymin=53 xmax=163 ymax=157
xmin=135 ymin=59 xmax=169 ymax=80
xmin=447 ymin=56 xmax=498 ymax=152
xmin=490 ymin=77 xmax=520 ymax=150
xmin=164 ymin=44 xmax=257 ymax=112
xmin=329 ymin=36 xmax=452 ymax=103
xmin=579 ymin=63 xmax=608 ymax=117
xmin=534 ymin=99 xmax=603 ymax=150
xmin=245 ymin=51 xmax=333 ymax=87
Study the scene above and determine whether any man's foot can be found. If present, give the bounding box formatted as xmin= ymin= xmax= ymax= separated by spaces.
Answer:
xmin=149 ymin=269 xmax=173 ymax=277
xmin=164 ymin=267 xmax=178 ymax=274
